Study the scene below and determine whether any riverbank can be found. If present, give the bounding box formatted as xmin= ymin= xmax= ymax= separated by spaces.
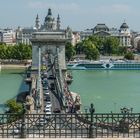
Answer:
xmin=1 ymin=64 xmax=30 ymax=69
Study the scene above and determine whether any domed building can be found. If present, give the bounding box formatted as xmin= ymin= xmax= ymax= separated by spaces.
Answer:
xmin=16 ymin=8 xmax=62 ymax=44
xmin=119 ymin=22 xmax=131 ymax=47
xmin=40 ymin=8 xmax=61 ymax=31
xmin=93 ymin=23 xmax=110 ymax=37
xmin=81 ymin=21 xmax=132 ymax=48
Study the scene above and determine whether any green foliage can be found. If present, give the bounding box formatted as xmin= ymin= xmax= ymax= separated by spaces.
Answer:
xmin=5 ymin=99 xmax=24 ymax=123
xmin=0 ymin=44 xmax=7 ymax=59
xmin=65 ymin=42 xmax=76 ymax=61
xmin=88 ymin=35 xmax=104 ymax=51
xmin=87 ymin=36 xmax=120 ymax=55
xmin=117 ymin=46 xmax=127 ymax=55
xmin=82 ymin=40 xmax=99 ymax=60
xmin=5 ymin=99 xmax=23 ymax=113
xmin=0 ymin=43 xmax=32 ymax=60
xmin=103 ymin=37 xmax=120 ymax=55
xmin=124 ymin=51 xmax=134 ymax=60
xmin=75 ymin=42 xmax=85 ymax=54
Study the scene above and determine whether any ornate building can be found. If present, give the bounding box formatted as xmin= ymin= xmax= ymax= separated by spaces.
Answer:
xmin=16 ymin=8 xmax=62 ymax=45
xmin=0 ymin=28 xmax=16 ymax=45
xmin=93 ymin=23 xmax=110 ymax=37
xmin=80 ymin=22 xmax=132 ymax=48
xmin=118 ymin=22 xmax=131 ymax=47
xmin=16 ymin=8 xmax=76 ymax=45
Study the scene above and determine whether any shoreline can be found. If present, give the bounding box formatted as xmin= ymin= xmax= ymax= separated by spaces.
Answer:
xmin=1 ymin=64 xmax=30 ymax=69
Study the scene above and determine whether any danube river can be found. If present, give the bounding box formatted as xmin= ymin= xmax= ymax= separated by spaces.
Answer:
xmin=0 ymin=69 xmax=28 ymax=113
xmin=69 ymin=70 xmax=140 ymax=113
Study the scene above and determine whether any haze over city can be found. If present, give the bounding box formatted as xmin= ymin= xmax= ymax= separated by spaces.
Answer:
xmin=0 ymin=0 xmax=140 ymax=31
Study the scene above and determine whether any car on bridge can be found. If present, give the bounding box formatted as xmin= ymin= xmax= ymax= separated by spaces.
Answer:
xmin=44 ymin=106 xmax=51 ymax=113
xmin=50 ymin=83 xmax=55 ymax=90
xmin=45 ymin=101 xmax=52 ymax=107
xmin=48 ymin=75 xmax=56 ymax=80
xmin=36 ymin=118 xmax=47 ymax=127
xmin=53 ymin=108 xmax=61 ymax=113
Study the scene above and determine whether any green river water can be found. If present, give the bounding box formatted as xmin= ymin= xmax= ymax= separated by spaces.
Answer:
xmin=1 ymin=69 xmax=140 ymax=113
xmin=69 ymin=70 xmax=140 ymax=113
xmin=0 ymin=69 xmax=28 ymax=113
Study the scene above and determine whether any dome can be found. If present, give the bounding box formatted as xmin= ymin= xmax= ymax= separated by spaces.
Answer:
xmin=44 ymin=8 xmax=53 ymax=23
xmin=120 ymin=22 xmax=129 ymax=29
xmin=93 ymin=23 xmax=109 ymax=32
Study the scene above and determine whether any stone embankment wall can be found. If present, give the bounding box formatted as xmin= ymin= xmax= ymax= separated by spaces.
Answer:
xmin=0 ymin=59 xmax=31 ymax=65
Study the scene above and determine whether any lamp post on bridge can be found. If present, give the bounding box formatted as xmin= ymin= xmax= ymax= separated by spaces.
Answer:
xmin=89 ymin=103 xmax=95 ymax=138
xmin=20 ymin=103 xmax=27 ymax=138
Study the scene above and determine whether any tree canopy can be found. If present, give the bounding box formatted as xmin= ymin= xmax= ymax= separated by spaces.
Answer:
xmin=124 ymin=51 xmax=134 ymax=60
xmin=5 ymin=99 xmax=23 ymax=114
xmin=65 ymin=42 xmax=76 ymax=61
xmin=82 ymin=40 xmax=99 ymax=60
xmin=0 ymin=43 xmax=32 ymax=60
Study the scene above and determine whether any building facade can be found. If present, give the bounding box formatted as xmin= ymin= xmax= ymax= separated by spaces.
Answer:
xmin=16 ymin=8 xmax=77 ymax=46
xmin=0 ymin=29 xmax=16 ymax=45
xmin=80 ymin=22 xmax=132 ymax=48
xmin=118 ymin=22 xmax=131 ymax=47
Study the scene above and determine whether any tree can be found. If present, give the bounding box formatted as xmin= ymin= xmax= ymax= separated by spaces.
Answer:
xmin=0 ymin=44 xmax=7 ymax=59
xmin=5 ymin=99 xmax=23 ymax=113
xmin=83 ymin=40 xmax=99 ymax=60
xmin=65 ymin=42 xmax=76 ymax=61
xmin=0 ymin=43 xmax=32 ymax=60
xmin=4 ymin=99 xmax=23 ymax=123
xmin=88 ymin=35 xmax=104 ymax=52
xmin=124 ymin=51 xmax=134 ymax=60
xmin=75 ymin=42 xmax=85 ymax=54
xmin=117 ymin=46 xmax=127 ymax=55
xmin=103 ymin=37 xmax=119 ymax=55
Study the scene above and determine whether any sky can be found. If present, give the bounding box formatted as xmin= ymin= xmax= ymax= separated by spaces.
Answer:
xmin=0 ymin=0 xmax=140 ymax=31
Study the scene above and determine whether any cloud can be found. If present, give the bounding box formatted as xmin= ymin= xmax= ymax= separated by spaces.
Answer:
xmin=29 ymin=1 xmax=79 ymax=12
xmin=94 ymin=4 xmax=131 ymax=14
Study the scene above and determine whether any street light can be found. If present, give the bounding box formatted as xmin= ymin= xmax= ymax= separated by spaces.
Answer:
xmin=89 ymin=103 xmax=95 ymax=138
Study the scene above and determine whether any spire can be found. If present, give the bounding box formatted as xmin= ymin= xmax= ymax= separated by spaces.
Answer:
xmin=35 ymin=14 xmax=40 ymax=30
xmin=48 ymin=8 xmax=52 ymax=16
xmin=57 ymin=14 xmax=61 ymax=30
xmin=57 ymin=14 xmax=60 ymax=20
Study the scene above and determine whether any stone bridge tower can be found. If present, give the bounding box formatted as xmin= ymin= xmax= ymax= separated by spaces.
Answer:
xmin=31 ymin=31 xmax=66 ymax=71
xmin=31 ymin=8 xmax=67 ymax=71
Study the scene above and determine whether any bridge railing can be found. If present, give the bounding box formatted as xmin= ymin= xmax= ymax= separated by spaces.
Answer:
xmin=0 ymin=112 xmax=140 ymax=138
